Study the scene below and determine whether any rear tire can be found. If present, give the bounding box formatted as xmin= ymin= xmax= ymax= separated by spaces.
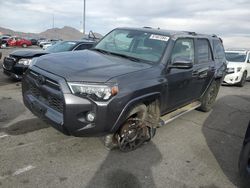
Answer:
xmin=198 ymin=80 xmax=220 ymax=112
xmin=238 ymin=71 xmax=247 ymax=87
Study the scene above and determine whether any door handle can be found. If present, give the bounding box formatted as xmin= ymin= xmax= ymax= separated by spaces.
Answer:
xmin=192 ymin=67 xmax=209 ymax=78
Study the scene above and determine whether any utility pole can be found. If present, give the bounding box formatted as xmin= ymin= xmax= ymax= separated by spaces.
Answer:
xmin=52 ymin=14 xmax=54 ymax=29
xmin=82 ymin=0 xmax=86 ymax=34
xmin=52 ymin=14 xmax=55 ymax=39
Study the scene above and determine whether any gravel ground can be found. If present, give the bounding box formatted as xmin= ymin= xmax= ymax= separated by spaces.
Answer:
xmin=0 ymin=47 xmax=250 ymax=188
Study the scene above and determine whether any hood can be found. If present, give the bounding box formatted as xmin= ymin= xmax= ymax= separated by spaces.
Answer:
xmin=34 ymin=50 xmax=152 ymax=82
xmin=11 ymin=50 xmax=49 ymax=58
xmin=226 ymin=61 xmax=246 ymax=68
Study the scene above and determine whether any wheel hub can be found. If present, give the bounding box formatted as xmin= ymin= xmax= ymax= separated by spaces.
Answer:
xmin=117 ymin=118 xmax=150 ymax=152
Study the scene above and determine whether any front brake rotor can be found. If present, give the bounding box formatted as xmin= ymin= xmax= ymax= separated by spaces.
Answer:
xmin=117 ymin=118 xmax=150 ymax=152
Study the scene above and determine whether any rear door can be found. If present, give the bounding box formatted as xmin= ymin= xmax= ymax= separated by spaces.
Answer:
xmin=191 ymin=38 xmax=216 ymax=99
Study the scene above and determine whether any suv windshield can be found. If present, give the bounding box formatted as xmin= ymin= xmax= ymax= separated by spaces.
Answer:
xmin=225 ymin=52 xmax=247 ymax=62
xmin=46 ymin=41 xmax=77 ymax=53
xmin=93 ymin=29 xmax=169 ymax=63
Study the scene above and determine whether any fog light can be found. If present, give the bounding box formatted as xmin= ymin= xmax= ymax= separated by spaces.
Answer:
xmin=86 ymin=112 xmax=95 ymax=122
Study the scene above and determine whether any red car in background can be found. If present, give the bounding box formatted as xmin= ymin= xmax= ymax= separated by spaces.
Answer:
xmin=7 ymin=37 xmax=32 ymax=48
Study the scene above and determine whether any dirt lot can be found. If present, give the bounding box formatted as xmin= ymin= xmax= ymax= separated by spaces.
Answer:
xmin=0 ymin=47 xmax=250 ymax=188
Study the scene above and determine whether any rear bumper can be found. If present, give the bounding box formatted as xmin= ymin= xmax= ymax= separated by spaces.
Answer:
xmin=22 ymin=67 xmax=124 ymax=137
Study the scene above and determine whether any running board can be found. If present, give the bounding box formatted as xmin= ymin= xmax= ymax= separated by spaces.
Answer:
xmin=159 ymin=101 xmax=201 ymax=127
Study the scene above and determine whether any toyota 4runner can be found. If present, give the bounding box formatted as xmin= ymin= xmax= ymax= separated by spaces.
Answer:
xmin=22 ymin=27 xmax=227 ymax=152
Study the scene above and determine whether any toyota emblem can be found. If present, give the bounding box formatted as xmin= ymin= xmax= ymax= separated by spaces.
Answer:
xmin=37 ymin=75 xmax=46 ymax=85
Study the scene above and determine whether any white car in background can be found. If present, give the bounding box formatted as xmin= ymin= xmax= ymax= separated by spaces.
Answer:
xmin=224 ymin=49 xmax=250 ymax=87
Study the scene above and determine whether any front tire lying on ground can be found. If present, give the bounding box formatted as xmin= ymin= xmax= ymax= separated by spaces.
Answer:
xmin=198 ymin=80 xmax=220 ymax=112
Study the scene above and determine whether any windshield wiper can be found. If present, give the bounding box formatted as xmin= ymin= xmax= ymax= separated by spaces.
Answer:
xmin=91 ymin=48 xmax=110 ymax=55
xmin=108 ymin=52 xmax=143 ymax=62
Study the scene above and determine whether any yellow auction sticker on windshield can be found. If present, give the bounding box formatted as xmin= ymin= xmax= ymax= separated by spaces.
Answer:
xmin=149 ymin=34 xmax=169 ymax=42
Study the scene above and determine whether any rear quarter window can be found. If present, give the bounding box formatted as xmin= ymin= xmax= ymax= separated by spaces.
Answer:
xmin=213 ymin=39 xmax=226 ymax=61
xmin=197 ymin=39 xmax=213 ymax=64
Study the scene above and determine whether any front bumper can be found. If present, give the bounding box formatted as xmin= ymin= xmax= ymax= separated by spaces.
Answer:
xmin=2 ymin=57 xmax=28 ymax=79
xmin=3 ymin=68 xmax=23 ymax=80
xmin=223 ymin=71 xmax=243 ymax=85
xmin=22 ymin=66 xmax=124 ymax=137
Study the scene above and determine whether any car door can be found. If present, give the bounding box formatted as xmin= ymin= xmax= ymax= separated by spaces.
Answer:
xmin=164 ymin=38 xmax=195 ymax=111
xmin=191 ymin=38 xmax=216 ymax=99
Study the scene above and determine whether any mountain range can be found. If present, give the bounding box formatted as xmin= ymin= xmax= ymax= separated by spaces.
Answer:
xmin=0 ymin=26 xmax=102 ymax=40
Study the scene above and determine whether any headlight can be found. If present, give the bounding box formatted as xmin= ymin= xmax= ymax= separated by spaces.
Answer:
xmin=68 ymin=83 xmax=119 ymax=101
xmin=227 ymin=67 xmax=234 ymax=73
xmin=29 ymin=58 xmax=38 ymax=67
xmin=18 ymin=58 xmax=32 ymax=66
xmin=237 ymin=67 xmax=242 ymax=72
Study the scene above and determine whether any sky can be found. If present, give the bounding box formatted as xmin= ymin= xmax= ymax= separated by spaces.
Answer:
xmin=0 ymin=0 xmax=250 ymax=48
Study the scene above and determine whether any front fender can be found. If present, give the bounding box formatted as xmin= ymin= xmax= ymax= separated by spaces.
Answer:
xmin=110 ymin=92 xmax=161 ymax=133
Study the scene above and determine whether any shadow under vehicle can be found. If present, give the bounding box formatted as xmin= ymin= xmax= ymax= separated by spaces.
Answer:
xmin=202 ymin=95 xmax=250 ymax=188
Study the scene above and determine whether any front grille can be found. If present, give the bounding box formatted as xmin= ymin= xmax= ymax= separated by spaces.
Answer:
xmin=29 ymin=70 xmax=61 ymax=91
xmin=3 ymin=57 xmax=16 ymax=70
xmin=28 ymin=72 xmax=64 ymax=113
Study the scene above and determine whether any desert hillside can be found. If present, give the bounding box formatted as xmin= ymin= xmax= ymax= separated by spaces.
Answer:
xmin=0 ymin=26 xmax=102 ymax=40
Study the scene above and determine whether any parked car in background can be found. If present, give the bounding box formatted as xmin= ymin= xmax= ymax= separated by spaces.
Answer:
xmin=22 ymin=27 xmax=227 ymax=152
xmin=42 ymin=41 xmax=58 ymax=50
xmin=239 ymin=121 xmax=250 ymax=178
xmin=39 ymin=39 xmax=62 ymax=48
xmin=7 ymin=37 xmax=32 ymax=48
xmin=39 ymin=41 xmax=51 ymax=48
xmin=36 ymin=38 xmax=47 ymax=46
xmin=0 ymin=35 xmax=11 ymax=47
xmin=26 ymin=38 xmax=38 ymax=45
xmin=3 ymin=40 xmax=95 ymax=80
xmin=223 ymin=49 xmax=250 ymax=87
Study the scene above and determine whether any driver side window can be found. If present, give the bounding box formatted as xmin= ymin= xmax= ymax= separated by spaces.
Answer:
xmin=171 ymin=38 xmax=194 ymax=63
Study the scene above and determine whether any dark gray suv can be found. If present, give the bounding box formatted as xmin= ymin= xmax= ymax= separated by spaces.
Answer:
xmin=22 ymin=27 xmax=227 ymax=151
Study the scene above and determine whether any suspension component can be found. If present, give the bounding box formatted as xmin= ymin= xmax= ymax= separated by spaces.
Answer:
xmin=116 ymin=118 xmax=150 ymax=152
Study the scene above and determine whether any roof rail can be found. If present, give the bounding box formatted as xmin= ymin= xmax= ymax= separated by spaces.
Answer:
xmin=183 ymin=31 xmax=196 ymax=35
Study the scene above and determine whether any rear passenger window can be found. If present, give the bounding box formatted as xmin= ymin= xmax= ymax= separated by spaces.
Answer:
xmin=213 ymin=40 xmax=225 ymax=60
xmin=171 ymin=38 xmax=194 ymax=63
xmin=197 ymin=39 xmax=212 ymax=63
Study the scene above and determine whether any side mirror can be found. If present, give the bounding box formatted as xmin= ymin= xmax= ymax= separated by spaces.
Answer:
xmin=247 ymin=59 xmax=250 ymax=63
xmin=168 ymin=57 xmax=193 ymax=69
